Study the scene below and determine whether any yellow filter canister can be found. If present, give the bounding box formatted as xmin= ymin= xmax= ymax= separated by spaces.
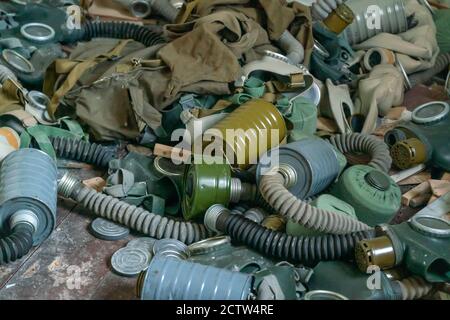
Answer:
xmin=201 ymin=99 xmax=287 ymax=170
xmin=323 ymin=3 xmax=355 ymax=34
xmin=391 ymin=138 xmax=428 ymax=170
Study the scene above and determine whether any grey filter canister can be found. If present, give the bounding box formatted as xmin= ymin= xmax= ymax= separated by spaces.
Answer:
xmin=138 ymin=255 xmax=254 ymax=300
xmin=344 ymin=0 xmax=408 ymax=45
xmin=0 ymin=149 xmax=57 ymax=245
xmin=256 ymin=138 xmax=340 ymax=199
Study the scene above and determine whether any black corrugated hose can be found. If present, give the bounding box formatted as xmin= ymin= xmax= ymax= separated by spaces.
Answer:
xmin=0 ymin=223 xmax=34 ymax=265
xmin=68 ymin=21 xmax=166 ymax=46
xmin=50 ymin=136 xmax=115 ymax=168
xmin=220 ymin=212 xmax=375 ymax=264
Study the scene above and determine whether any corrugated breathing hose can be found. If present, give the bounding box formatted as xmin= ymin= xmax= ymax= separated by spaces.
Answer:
xmin=327 ymin=133 xmax=392 ymax=173
xmin=259 ymin=172 xmax=371 ymax=234
xmin=258 ymin=133 xmax=391 ymax=234
xmin=409 ymin=53 xmax=450 ymax=88
xmin=395 ymin=276 xmax=434 ymax=300
xmin=58 ymin=173 xmax=212 ymax=245
xmin=277 ymin=30 xmax=305 ymax=65
xmin=0 ymin=223 xmax=34 ymax=265
xmin=69 ymin=21 xmax=166 ymax=46
xmin=205 ymin=205 xmax=375 ymax=264
xmin=50 ymin=137 xmax=115 ymax=168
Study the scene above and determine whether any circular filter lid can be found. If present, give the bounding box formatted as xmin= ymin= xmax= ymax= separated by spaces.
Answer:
xmin=153 ymin=239 xmax=190 ymax=260
xmin=365 ymin=171 xmax=391 ymax=191
xmin=127 ymin=237 xmax=157 ymax=254
xmin=412 ymin=101 xmax=449 ymax=125
xmin=111 ymin=247 xmax=152 ymax=277
xmin=90 ymin=218 xmax=130 ymax=241
xmin=20 ymin=23 xmax=55 ymax=43
xmin=2 ymin=49 xmax=35 ymax=74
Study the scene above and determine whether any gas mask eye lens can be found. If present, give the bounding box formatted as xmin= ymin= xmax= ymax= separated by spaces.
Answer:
xmin=410 ymin=216 xmax=450 ymax=238
xmin=20 ymin=23 xmax=55 ymax=43
xmin=412 ymin=101 xmax=450 ymax=125
xmin=2 ymin=49 xmax=35 ymax=74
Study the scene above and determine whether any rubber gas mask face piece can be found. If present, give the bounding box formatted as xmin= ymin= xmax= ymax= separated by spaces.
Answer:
xmin=387 ymin=101 xmax=450 ymax=171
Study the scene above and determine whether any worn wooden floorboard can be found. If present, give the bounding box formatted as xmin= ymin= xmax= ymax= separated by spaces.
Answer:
xmin=0 ymin=168 xmax=138 ymax=300
xmin=0 ymin=198 xmax=76 ymax=289
xmin=0 ymin=204 xmax=137 ymax=300
xmin=89 ymin=271 xmax=137 ymax=300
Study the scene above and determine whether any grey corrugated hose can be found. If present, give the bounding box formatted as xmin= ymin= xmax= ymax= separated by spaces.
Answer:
xmin=259 ymin=133 xmax=392 ymax=234
xmin=260 ymin=172 xmax=371 ymax=234
xmin=58 ymin=173 xmax=212 ymax=245
xmin=395 ymin=276 xmax=433 ymax=300
xmin=277 ymin=30 xmax=305 ymax=65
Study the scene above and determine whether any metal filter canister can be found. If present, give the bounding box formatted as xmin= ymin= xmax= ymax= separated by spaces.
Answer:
xmin=0 ymin=149 xmax=57 ymax=245
xmin=391 ymin=138 xmax=429 ymax=170
xmin=331 ymin=165 xmax=401 ymax=227
xmin=257 ymin=138 xmax=341 ymax=199
xmin=344 ymin=0 xmax=408 ymax=45
xmin=182 ymin=163 xmax=232 ymax=221
xmin=323 ymin=3 xmax=355 ymax=34
xmin=138 ymin=255 xmax=254 ymax=300
xmin=203 ymin=99 xmax=287 ymax=170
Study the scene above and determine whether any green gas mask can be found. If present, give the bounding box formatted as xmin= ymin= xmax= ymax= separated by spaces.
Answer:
xmin=386 ymin=101 xmax=450 ymax=172
xmin=0 ymin=3 xmax=69 ymax=89
xmin=356 ymin=215 xmax=450 ymax=283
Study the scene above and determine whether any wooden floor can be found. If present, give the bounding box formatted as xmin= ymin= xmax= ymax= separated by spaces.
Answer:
xmin=0 ymin=167 xmax=420 ymax=300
